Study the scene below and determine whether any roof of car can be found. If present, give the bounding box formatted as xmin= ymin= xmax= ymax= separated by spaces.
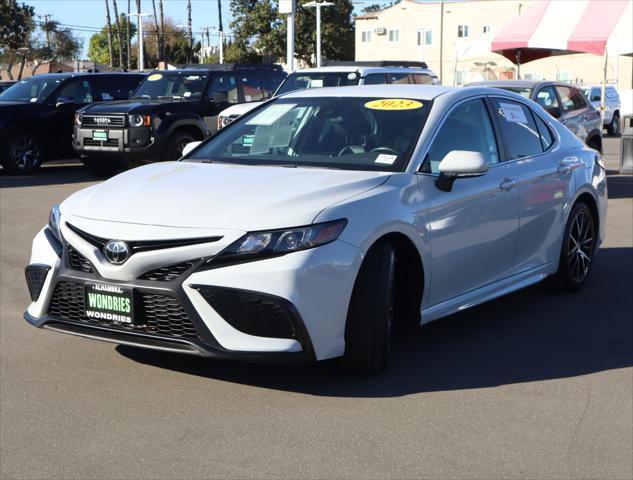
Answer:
xmin=17 ymin=72 xmax=145 ymax=80
xmin=290 ymin=66 xmax=436 ymax=76
xmin=280 ymin=84 xmax=453 ymax=100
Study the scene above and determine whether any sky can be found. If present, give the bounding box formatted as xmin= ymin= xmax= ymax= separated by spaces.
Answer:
xmin=26 ymin=0 xmax=379 ymax=58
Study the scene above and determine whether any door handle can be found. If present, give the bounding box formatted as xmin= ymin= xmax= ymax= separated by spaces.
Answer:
xmin=499 ymin=178 xmax=517 ymax=191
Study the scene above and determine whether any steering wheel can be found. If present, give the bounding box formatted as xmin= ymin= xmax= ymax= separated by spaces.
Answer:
xmin=336 ymin=146 xmax=355 ymax=157
xmin=370 ymin=146 xmax=399 ymax=155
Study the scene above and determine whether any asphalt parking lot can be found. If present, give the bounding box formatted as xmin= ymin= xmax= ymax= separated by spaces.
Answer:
xmin=1 ymin=137 xmax=631 ymax=479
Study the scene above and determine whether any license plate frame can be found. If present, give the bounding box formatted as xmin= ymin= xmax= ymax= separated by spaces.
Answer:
xmin=92 ymin=130 xmax=108 ymax=141
xmin=84 ymin=282 xmax=135 ymax=325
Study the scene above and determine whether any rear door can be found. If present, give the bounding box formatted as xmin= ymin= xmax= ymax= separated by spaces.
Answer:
xmin=204 ymin=72 xmax=238 ymax=133
xmin=488 ymin=96 xmax=576 ymax=272
xmin=555 ymin=85 xmax=586 ymax=141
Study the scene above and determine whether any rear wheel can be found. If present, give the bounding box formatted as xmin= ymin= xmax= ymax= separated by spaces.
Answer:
xmin=343 ymin=240 xmax=396 ymax=374
xmin=166 ymin=132 xmax=195 ymax=161
xmin=552 ymin=202 xmax=596 ymax=291
xmin=606 ymin=112 xmax=620 ymax=136
xmin=2 ymin=130 xmax=44 ymax=174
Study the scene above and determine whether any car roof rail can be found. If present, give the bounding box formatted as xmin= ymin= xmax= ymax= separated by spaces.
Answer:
xmin=322 ymin=60 xmax=429 ymax=69
xmin=176 ymin=63 xmax=284 ymax=72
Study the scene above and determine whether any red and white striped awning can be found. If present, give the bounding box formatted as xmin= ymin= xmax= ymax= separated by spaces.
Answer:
xmin=491 ymin=0 xmax=633 ymax=64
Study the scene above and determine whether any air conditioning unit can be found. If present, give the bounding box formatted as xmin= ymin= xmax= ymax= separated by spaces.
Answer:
xmin=374 ymin=27 xmax=387 ymax=35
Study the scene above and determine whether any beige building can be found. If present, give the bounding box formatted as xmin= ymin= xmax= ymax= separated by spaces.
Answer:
xmin=355 ymin=0 xmax=632 ymax=90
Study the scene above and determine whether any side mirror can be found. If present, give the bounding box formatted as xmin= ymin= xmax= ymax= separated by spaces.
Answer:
xmin=181 ymin=141 xmax=202 ymax=158
xmin=436 ymin=150 xmax=489 ymax=192
xmin=544 ymin=106 xmax=561 ymax=118
xmin=55 ymin=96 xmax=75 ymax=107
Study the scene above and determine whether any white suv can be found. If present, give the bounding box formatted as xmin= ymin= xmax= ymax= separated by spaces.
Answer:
xmin=583 ymin=85 xmax=622 ymax=135
xmin=217 ymin=62 xmax=440 ymax=129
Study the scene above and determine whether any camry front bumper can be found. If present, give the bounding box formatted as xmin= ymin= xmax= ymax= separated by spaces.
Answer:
xmin=25 ymin=220 xmax=362 ymax=362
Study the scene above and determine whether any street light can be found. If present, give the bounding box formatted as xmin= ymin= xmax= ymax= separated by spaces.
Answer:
xmin=303 ymin=1 xmax=334 ymax=68
xmin=128 ymin=12 xmax=152 ymax=71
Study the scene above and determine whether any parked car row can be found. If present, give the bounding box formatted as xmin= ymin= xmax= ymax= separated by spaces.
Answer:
xmin=0 ymin=61 xmax=621 ymax=176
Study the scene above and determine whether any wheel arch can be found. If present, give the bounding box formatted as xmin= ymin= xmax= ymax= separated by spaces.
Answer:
xmin=586 ymin=133 xmax=602 ymax=153
xmin=171 ymin=124 xmax=206 ymax=141
xmin=573 ymin=191 xmax=600 ymax=249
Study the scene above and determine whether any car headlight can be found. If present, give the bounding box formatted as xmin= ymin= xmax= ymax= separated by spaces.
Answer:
xmin=211 ymin=219 xmax=347 ymax=265
xmin=74 ymin=113 xmax=82 ymax=125
xmin=128 ymin=114 xmax=151 ymax=127
xmin=48 ymin=205 xmax=62 ymax=241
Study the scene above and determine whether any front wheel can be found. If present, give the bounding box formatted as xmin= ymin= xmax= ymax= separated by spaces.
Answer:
xmin=343 ymin=240 xmax=396 ymax=374
xmin=2 ymin=130 xmax=44 ymax=174
xmin=606 ymin=112 xmax=620 ymax=136
xmin=552 ymin=202 xmax=596 ymax=291
xmin=166 ymin=132 xmax=195 ymax=161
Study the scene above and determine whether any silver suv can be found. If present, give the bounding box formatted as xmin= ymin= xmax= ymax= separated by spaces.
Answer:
xmin=583 ymin=85 xmax=621 ymax=136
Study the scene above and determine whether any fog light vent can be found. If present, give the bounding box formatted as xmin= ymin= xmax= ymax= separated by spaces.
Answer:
xmin=25 ymin=264 xmax=51 ymax=301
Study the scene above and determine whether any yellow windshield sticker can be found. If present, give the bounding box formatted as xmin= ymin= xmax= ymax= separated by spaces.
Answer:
xmin=147 ymin=73 xmax=163 ymax=81
xmin=365 ymin=99 xmax=423 ymax=110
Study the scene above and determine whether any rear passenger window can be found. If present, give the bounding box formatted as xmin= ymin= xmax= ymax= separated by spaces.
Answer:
xmin=535 ymin=86 xmax=559 ymax=110
xmin=571 ymin=88 xmax=587 ymax=108
xmin=261 ymin=71 xmax=285 ymax=98
xmin=410 ymin=73 xmax=433 ymax=85
xmin=422 ymin=99 xmax=499 ymax=174
xmin=556 ymin=86 xmax=582 ymax=111
xmin=490 ymin=98 xmax=543 ymax=159
xmin=207 ymin=73 xmax=238 ymax=105
xmin=533 ymin=114 xmax=554 ymax=150
xmin=363 ymin=74 xmax=387 ymax=85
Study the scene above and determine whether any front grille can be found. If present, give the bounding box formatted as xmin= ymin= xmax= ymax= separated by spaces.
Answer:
xmin=83 ymin=138 xmax=120 ymax=148
xmin=195 ymin=286 xmax=297 ymax=339
xmin=81 ymin=115 xmax=125 ymax=128
xmin=48 ymin=281 xmax=199 ymax=339
xmin=67 ymin=245 xmax=94 ymax=273
xmin=138 ymin=260 xmax=200 ymax=281
xmin=25 ymin=264 xmax=50 ymax=301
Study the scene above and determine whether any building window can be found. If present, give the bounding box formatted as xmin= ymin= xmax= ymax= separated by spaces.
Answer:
xmin=483 ymin=25 xmax=491 ymax=33
xmin=523 ymin=72 xmax=543 ymax=80
xmin=555 ymin=71 xmax=571 ymax=83
xmin=361 ymin=31 xmax=372 ymax=43
xmin=388 ymin=29 xmax=399 ymax=42
xmin=455 ymin=69 xmax=468 ymax=86
xmin=458 ymin=25 xmax=469 ymax=37
xmin=417 ymin=29 xmax=433 ymax=46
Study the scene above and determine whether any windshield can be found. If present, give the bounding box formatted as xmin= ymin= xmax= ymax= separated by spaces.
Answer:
xmin=186 ymin=97 xmax=431 ymax=172
xmin=132 ymin=72 xmax=208 ymax=100
xmin=496 ymin=86 xmax=533 ymax=98
xmin=275 ymin=72 xmax=360 ymax=96
xmin=0 ymin=77 xmax=62 ymax=103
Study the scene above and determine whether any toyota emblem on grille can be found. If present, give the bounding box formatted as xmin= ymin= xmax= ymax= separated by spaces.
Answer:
xmin=103 ymin=240 xmax=130 ymax=264
xmin=94 ymin=117 xmax=110 ymax=125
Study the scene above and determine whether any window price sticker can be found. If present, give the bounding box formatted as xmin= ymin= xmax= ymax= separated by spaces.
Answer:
xmin=499 ymin=102 xmax=528 ymax=123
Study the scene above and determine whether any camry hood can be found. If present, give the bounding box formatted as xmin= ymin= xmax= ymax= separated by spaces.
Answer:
xmin=62 ymin=162 xmax=389 ymax=231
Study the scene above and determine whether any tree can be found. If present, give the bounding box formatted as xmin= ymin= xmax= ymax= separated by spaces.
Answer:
xmin=360 ymin=4 xmax=385 ymax=14
xmin=88 ymin=15 xmax=136 ymax=68
xmin=104 ymin=0 xmax=114 ymax=67
xmin=112 ymin=0 xmax=124 ymax=68
xmin=142 ymin=18 xmax=198 ymax=66
xmin=229 ymin=0 xmax=354 ymax=66
xmin=30 ymin=21 xmax=82 ymax=75
xmin=0 ymin=0 xmax=35 ymax=79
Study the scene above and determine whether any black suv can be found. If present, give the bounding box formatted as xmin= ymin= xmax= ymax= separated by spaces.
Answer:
xmin=0 ymin=73 xmax=145 ymax=173
xmin=73 ymin=64 xmax=285 ymax=175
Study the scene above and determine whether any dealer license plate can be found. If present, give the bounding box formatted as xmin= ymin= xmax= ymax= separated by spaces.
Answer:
xmin=92 ymin=130 xmax=108 ymax=141
xmin=84 ymin=283 xmax=134 ymax=325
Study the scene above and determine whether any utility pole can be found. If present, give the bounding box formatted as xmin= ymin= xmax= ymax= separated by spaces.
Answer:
xmin=159 ymin=0 xmax=165 ymax=59
xmin=126 ymin=0 xmax=131 ymax=70
xmin=112 ymin=0 xmax=124 ymax=69
xmin=217 ymin=0 xmax=223 ymax=33
xmin=38 ymin=14 xmax=52 ymax=49
xmin=439 ymin=1 xmax=444 ymax=84
xmin=304 ymin=1 xmax=334 ymax=68
xmin=151 ymin=0 xmax=160 ymax=62
xmin=128 ymin=12 xmax=152 ymax=71
xmin=187 ymin=0 xmax=193 ymax=54
xmin=104 ymin=1 xmax=114 ymax=67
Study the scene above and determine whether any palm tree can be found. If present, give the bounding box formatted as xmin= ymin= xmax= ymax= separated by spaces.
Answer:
xmin=126 ymin=0 xmax=131 ymax=69
xmin=151 ymin=0 xmax=160 ymax=62
xmin=104 ymin=0 xmax=113 ymax=67
xmin=112 ymin=0 xmax=124 ymax=68
xmin=159 ymin=0 xmax=165 ymax=59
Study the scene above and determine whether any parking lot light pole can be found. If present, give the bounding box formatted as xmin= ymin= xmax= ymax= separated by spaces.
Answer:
xmin=304 ymin=1 xmax=334 ymax=68
xmin=128 ymin=12 xmax=152 ymax=71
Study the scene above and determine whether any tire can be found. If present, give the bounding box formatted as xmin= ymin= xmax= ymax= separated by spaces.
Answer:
xmin=1 ymin=130 xmax=44 ymax=174
xmin=166 ymin=132 xmax=195 ymax=161
xmin=552 ymin=202 xmax=597 ymax=291
xmin=343 ymin=240 xmax=396 ymax=374
xmin=606 ymin=112 xmax=620 ymax=136
xmin=81 ymin=157 xmax=123 ymax=178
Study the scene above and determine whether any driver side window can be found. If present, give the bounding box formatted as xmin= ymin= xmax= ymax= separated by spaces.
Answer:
xmin=421 ymin=99 xmax=499 ymax=174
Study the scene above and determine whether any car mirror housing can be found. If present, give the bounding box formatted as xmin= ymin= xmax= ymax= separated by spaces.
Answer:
xmin=436 ymin=150 xmax=489 ymax=192
xmin=181 ymin=141 xmax=202 ymax=158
